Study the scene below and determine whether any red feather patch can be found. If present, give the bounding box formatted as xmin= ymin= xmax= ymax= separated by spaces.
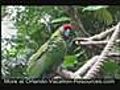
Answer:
xmin=63 ymin=24 xmax=73 ymax=30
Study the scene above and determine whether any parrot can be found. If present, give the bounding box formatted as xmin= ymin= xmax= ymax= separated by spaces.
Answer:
xmin=26 ymin=24 xmax=75 ymax=79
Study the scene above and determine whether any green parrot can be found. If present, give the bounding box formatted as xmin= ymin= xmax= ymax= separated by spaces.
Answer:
xmin=26 ymin=24 xmax=74 ymax=78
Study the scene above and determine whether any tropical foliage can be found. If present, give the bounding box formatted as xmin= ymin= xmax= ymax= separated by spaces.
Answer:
xmin=1 ymin=5 xmax=120 ymax=79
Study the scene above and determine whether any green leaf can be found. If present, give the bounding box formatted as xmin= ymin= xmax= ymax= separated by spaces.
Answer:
xmin=102 ymin=9 xmax=113 ymax=25
xmin=103 ymin=60 xmax=119 ymax=73
xmin=82 ymin=5 xmax=108 ymax=12
xmin=62 ymin=55 xmax=77 ymax=68
xmin=95 ymin=9 xmax=113 ymax=25
xmin=51 ymin=17 xmax=71 ymax=24
xmin=8 ymin=48 xmax=17 ymax=57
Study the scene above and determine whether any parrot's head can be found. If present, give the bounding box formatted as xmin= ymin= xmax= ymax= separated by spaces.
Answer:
xmin=60 ymin=24 xmax=75 ymax=40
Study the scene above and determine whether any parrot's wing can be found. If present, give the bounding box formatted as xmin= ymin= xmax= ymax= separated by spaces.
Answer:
xmin=26 ymin=30 xmax=65 ymax=78
xmin=27 ymin=41 xmax=49 ymax=67
xmin=27 ymin=31 xmax=60 ymax=65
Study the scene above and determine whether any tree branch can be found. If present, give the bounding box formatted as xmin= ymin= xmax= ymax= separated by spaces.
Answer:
xmin=83 ymin=22 xmax=120 ymax=79
xmin=73 ymin=56 xmax=100 ymax=77
xmin=73 ymin=7 xmax=91 ymax=37
xmin=55 ymin=68 xmax=80 ymax=79
xmin=55 ymin=22 xmax=120 ymax=79
xmin=61 ymin=6 xmax=90 ymax=37
xmin=89 ymin=26 xmax=116 ymax=40
xmin=75 ymin=39 xmax=120 ymax=46
xmin=73 ymin=25 xmax=116 ymax=42
xmin=56 ymin=52 xmax=120 ymax=79
xmin=107 ymin=52 xmax=120 ymax=57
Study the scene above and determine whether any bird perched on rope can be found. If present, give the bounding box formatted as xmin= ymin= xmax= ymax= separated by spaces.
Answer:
xmin=26 ymin=24 xmax=75 ymax=78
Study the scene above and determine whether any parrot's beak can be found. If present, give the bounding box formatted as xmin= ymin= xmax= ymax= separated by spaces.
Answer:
xmin=64 ymin=29 xmax=70 ymax=37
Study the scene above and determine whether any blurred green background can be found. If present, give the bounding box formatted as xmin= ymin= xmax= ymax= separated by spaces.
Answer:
xmin=1 ymin=5 xmax=120 ymax=79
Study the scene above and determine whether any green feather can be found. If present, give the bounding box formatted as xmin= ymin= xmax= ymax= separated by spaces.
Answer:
xmin=26 ymin=30 xmax=67 ymax=78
